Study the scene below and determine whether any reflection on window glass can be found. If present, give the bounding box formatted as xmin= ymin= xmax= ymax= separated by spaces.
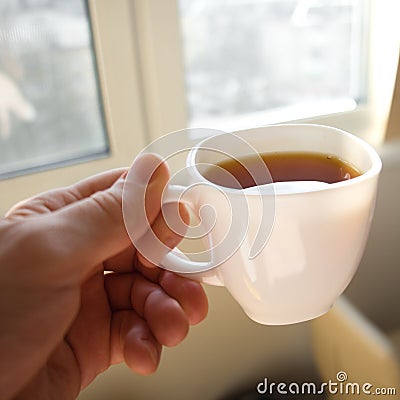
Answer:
xmin=179 ymin=0 xmax=368 ymax=127
xmin=0 ymin=0 xmax=108 ymax=178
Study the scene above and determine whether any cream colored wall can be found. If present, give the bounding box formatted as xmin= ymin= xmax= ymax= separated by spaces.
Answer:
xmin=346 ymin=140 xmax=400 ymax=332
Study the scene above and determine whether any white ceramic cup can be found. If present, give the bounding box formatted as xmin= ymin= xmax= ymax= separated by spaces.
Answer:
xmin=140 ymin=124 xmax=382 ymax=325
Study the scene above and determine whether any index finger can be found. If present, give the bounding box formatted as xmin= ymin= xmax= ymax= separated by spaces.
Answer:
xmin=6 ymin=168 xmax=128 ymax=218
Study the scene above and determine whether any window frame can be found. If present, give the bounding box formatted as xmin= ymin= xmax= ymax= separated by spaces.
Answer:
xmin=0 ymin=0 xmax=147 ymax=216
xmin=134 ymin=0 xmax=400 ymax=145
xmin=386 ymin=50 xmax=400 ymax=140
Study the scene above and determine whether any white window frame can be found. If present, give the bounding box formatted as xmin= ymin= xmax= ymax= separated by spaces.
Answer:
xmin=0 ymin=0 xmax=148 ymax=215
xmin=133 ymin=0 xmax=400 ymax=145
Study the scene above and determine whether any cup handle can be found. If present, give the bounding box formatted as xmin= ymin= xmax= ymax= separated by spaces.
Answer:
xmin=160 ymin=184 xmax=218 ymax=281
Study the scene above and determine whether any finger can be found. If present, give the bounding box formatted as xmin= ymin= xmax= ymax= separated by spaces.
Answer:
xmin=104 ymin=272 xmax=135 ymax=311
xmin=159 ymin=271 xmax=208 ymax=325
xmin=133 ymin=248 xmax=190 ymax=283
xmin=133 ymin=258 xmax=163 ymax=282
xmin=103 ymin=244 xmax=136 ymax=273
xmin=38 ymin=154 xmax=169 ymax=279
xmin=110 ymin=310 xmax=161 ymax=375
xmin=134 ymin=274 xmax=189 ymax=347
xmin=6 ymin=168 xmax=128 ymax=218
xmin=133 ymin=260 xmax=208 ymax=325
xmin=70 ymin=168 xmax=129 ymax=200
xmin=136 ymin=202 xmax=190 ymax=269
xmin=105 ymin=272 xmax=189 ymax=347
xmin=104 ymin=270 xmax=208 ymax=326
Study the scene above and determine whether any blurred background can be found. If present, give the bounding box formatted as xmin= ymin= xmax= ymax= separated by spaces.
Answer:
xmin=0 ymin=0 xmax=399 ymax=399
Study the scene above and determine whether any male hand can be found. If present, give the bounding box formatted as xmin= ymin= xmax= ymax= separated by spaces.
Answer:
xmin=0 ymin=154 xmax=208 ymax=399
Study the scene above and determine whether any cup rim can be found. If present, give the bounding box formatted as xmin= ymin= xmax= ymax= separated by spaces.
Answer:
xmin=187 ymin=124 xmax=382 ymax=195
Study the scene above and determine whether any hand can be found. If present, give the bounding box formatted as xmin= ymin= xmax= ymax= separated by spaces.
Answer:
xmin=0 ymin=154 xmax=208 ymax=400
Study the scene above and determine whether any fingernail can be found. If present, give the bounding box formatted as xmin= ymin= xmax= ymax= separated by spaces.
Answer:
xmin=146 ymin=343 xmax=159 ymax=365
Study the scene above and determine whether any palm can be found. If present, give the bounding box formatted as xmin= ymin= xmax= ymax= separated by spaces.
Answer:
xmin=15 ymin=265 xmax=113 ymax=399
xmin=4 ymin=164 xmax=207 ymax=400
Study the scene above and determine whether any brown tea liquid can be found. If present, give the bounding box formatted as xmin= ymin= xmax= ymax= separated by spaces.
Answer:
xmin=203 ymin=151 xmax=362 ymax=189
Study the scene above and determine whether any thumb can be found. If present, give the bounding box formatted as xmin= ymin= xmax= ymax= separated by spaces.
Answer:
xmin=54 ymin=172 xmax=129 ymax=275
xmin=52 ymin=154 xmax=169 ymax=278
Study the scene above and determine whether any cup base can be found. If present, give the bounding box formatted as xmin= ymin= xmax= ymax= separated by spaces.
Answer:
xmin=246 ymin=306 xmax=333 ymax=326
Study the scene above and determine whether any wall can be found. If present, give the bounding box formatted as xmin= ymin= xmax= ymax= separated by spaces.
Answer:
xmin=347 ymin=140 xmax=400 ymax=332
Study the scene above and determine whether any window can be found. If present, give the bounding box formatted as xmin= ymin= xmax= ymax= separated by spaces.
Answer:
xmin=134 ymin=0 xmax=400 ymax=145
xmin=0 ymin=0 xmax=108 ymax=179
xmin=179 ymin=0 xmax=367 ymax=129
xmin=0 ymin=0 xmax=147 ymax=215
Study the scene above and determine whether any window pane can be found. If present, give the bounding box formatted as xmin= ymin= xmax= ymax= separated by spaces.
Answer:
xmin=178 ymin=0 xmax=368 ymax=127
xmin=0 ymin=0 xmax=108 ymax=179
